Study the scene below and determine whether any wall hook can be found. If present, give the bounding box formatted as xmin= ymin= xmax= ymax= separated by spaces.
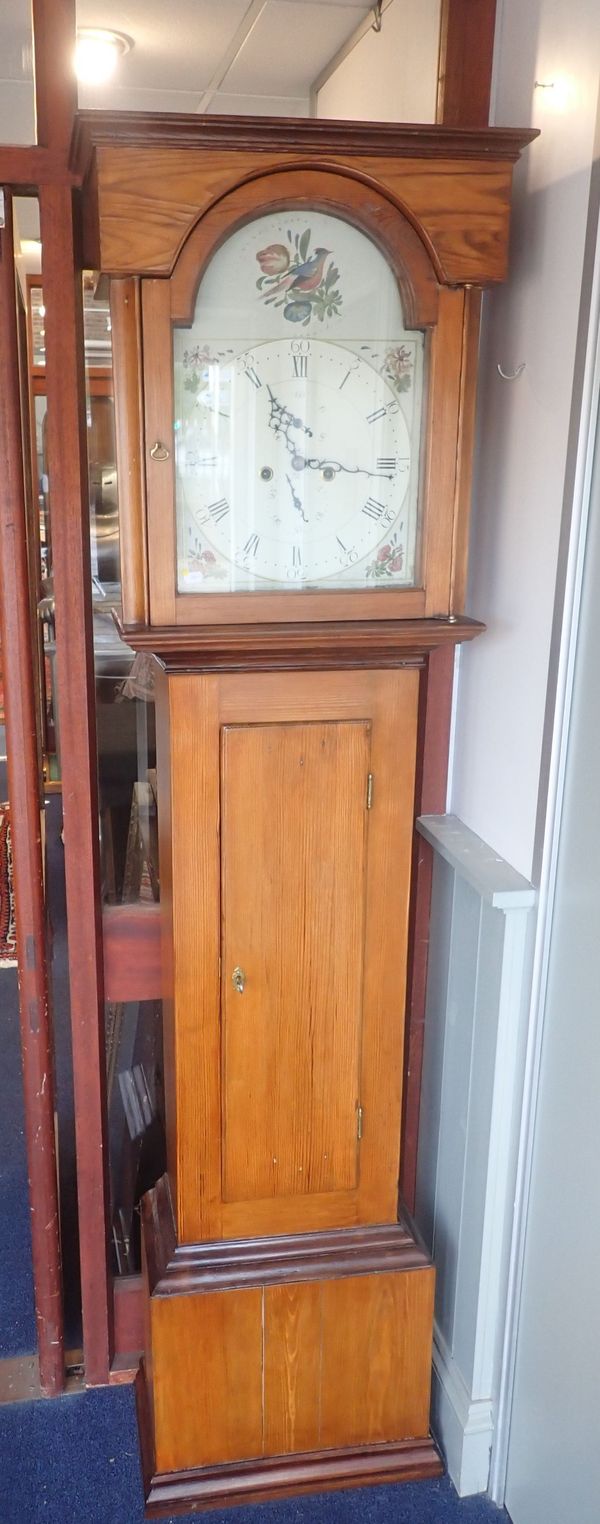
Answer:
xmin=372 ymin=1 xmax=383 ymax=32
xmin=497 ymin=362 xmax=526 ymax=382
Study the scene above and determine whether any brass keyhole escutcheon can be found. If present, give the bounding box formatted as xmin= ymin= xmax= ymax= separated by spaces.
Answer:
xmin=232 ymin=966 xmax=246 ymax=994
xmin=150 ymin=440 xmax=170 ymax=460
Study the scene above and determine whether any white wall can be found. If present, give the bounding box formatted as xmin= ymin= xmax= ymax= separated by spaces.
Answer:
xmin=316 ymin=0 xmax=440 ymax=122
xmin=504 ymin=257 xmax=600 ymax=1524
xmin=449 ymin=0 xmax=600 ymax=879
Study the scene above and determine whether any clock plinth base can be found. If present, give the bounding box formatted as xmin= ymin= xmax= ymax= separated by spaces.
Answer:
xmin=140 ymin=1431 xmax=443 ymax=1517
xmin=139 ymin=1178 xmax=439 ymax=1511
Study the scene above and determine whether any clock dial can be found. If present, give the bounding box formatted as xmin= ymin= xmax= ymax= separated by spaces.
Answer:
xmin=173 ymin=208 xmax=425 ymax=594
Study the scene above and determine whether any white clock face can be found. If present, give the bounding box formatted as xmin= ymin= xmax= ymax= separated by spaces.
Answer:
xmin=173 ymin=208 xmax=425 ymax=593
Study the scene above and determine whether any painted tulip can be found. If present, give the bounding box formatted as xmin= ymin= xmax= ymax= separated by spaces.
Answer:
xmin=377 ymin=544 xmax=391 ymax=562
xmin=257 ymin=243 xmax=290 ymax=275
xmin=391 ymin=553 xmax=404 ymax=572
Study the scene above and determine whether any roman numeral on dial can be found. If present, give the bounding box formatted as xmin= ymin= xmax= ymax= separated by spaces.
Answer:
xmin=293 ymin=354 xmax=308 ymax=379
xmin=242 ymin=533 xmax=260 ymax=557
xmin=362 ymin=497 xmax=386 ymax=521
xmin=207 ymin=498 xmax=229 ymax=522
xmin=244 ymin=367 xmax=262 ymax=389
xmin=377 ymin=457 xmax=397 ymax=473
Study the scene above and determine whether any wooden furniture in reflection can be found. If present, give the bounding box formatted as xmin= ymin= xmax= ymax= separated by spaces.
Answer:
xmin=74 ymin=112 xmax=535 ymax=1513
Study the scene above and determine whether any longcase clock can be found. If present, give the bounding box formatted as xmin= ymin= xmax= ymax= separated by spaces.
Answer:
xmin=74 ymin=113 xmax=535 ymax=1515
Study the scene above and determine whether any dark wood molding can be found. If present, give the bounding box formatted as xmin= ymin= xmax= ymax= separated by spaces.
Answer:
xmin=144 ymin=1434 xmax=442 ymax=1515
xmin=71 ymin=109 xmax=536 ymax=176
xmin=118 ymin=616 xmax=484 ymax=671
xmin=142 ymin=1175 xmax=432 ymax=1298
xmin=102 ymin=903 xmax=162 ymax=1002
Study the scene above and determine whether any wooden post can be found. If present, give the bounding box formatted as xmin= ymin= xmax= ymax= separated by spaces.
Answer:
xmin=0 ymin=191 xmax=65 ymax=1396
xmin=401 ymin=0 xmax=499 ymax=1209
xmin=33 ymin=0 xmax=113 ymax=1385
xmin=437 ymin=0 xmax=498 ymax=128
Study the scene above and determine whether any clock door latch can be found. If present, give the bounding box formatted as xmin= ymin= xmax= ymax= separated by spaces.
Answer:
xmin=366 ymin=773 xmax=374 ymax=810
xmin=357 ymin=1104 xmax=364 ymax=1141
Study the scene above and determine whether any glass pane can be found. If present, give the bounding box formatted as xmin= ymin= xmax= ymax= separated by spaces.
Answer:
xmin=173 ymin=209 xmax=425 ymax=595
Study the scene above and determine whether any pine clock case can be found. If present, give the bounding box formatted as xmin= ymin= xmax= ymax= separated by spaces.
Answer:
xmin=73 ymin=114 xmax=535 ymax=1515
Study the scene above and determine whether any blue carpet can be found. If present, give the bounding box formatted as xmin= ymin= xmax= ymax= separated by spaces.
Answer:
xmin=0 ymin=1384 xmax=509 ymax=1524
xmin=0 ymin=733 xmax=37 ymax=1356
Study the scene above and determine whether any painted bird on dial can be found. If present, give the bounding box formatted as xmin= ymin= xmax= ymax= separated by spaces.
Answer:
xmin=258 ymin=244 xmax=332 ymax=298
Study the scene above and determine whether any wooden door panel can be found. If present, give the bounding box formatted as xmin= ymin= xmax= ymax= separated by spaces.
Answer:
xmin=165 ymin=669 xmax=419 ymax=1243
xmin=221 ymin=720 xmax=370 ymax=1205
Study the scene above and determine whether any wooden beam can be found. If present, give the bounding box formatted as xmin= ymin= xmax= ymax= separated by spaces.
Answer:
xmin=437 ymin=0 xmax=498 ymax=127
xmin=0 ymin=146 xmax=79 ymax=190
xmin=401 ymin=646 xmax=455 ymax=1210
xmin=38 ymin=174 xmax=114 ymax=1387
xmin=32 ymin=0 xmax=79 ymax=152
xmin=33 ymin=0 xmax=114 ymax=1387
xmin=401 ymin=0 xmax=500 ymax=1207
xmin=103 ymin=904 xmax=162 ymax=1003
xmin=0 ymin=191 xmax=65 ymax=1396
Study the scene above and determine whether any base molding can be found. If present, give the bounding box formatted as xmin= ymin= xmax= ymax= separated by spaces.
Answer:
xmin=145 ymin=1436 xmax=443 ymax=1515
xmin=431 ymin=1326 xmax=493 ymax=1496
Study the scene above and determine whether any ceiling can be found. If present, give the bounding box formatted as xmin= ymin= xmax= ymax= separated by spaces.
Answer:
xmin=0 ymin=0 xmax=378 ymax=144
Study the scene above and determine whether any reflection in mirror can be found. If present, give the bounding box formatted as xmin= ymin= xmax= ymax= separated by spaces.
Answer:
xmin=107 ymin=999 xmax=166 ymax=1276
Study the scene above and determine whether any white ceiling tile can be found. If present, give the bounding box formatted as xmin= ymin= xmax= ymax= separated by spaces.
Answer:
xmin=209 ymin=91 xmax=310 ymax=115
xmin=225 ymin=0 xmax=372 ymax=95
xmin=75 ymin=0 xmax=250 ymax=94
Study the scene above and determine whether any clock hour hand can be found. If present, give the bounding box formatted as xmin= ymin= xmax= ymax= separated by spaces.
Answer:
xmin=286 ymin=473 xmax=308 ymax=523
xmin=295 ymin=455 xmax=394 ymax=480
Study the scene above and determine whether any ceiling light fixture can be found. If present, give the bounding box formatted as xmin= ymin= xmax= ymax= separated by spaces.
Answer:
xmin=75 ymin=28 xmax=132 ymax=86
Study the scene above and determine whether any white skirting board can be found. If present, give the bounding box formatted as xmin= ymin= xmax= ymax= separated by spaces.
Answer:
xmin=414 ymin=814 xmax=536 ymax=1497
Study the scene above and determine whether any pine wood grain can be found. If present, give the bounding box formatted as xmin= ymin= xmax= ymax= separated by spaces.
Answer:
xmin=264 ymin=1282 xmax=321 ymax=1455
xmin=320 ymin=1271 xmax=434 ymax=1448
xmin=110 ymin=277 xmax=149 ymax=626
xmin=152 ymin=1287 xmax=263 ymax=1472
xmin=221 ymin=720 xmax=369 ymax=1204
xmin=166 ymin=674 xmax=223 ymax=1244
xmin=84 ymin=139 xmax=526 ymax=287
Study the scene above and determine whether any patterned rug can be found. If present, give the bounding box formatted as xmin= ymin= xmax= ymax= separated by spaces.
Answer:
xmin=0 ymin=804 xmax=17 ymax=966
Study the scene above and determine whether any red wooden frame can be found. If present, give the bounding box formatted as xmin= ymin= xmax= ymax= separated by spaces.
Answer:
xmin=0 ymin=0 xmax=498 ymax=1385
xmin=0 ymin=191 xmax=64 ymax=1396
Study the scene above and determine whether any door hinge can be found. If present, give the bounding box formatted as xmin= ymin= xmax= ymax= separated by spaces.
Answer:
xmin=357 ymin=1104 xmax=364 ymax=1141
xmin=366 ymin=773 xmax=374 ymax=810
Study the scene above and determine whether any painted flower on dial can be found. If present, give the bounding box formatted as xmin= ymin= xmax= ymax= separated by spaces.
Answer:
xmin=257 ymin=243 xmax=290 ymax=276
xmin=382 ymin=344 xmax=413 ymax=394
xmin=366 ymin=534 xmax=405 ymax=580
xmin=188 ymin=540 xmax=228 ymax=580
